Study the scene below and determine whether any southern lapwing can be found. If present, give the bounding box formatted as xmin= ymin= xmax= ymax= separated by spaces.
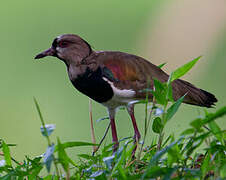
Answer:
xmin=35 ymin=34 xmax=217 ymax=152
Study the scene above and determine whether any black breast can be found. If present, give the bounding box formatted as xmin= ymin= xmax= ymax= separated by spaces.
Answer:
xmin=71 ymin=67 xmax=114 ymax=103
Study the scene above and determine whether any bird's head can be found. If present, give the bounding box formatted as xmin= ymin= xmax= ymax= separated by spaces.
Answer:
xmin=35 ymin=34 xmax=92 ymax=65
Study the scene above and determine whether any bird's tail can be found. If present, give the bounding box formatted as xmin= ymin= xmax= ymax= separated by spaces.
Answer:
xmin=172 ymin=79 xmax=217 ymax=108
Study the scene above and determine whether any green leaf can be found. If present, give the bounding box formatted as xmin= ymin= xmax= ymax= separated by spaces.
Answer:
xmin=142 ymin=137 xmax=183 ymax=179
xmin=165 ymin=94 xmax=185 ymax=123
xmin=57 ymin=138 xmax=69 ymax=172
xmin=180 ymin=128 xmax=195 ymax=135
xmin=168 ymin=56 xmax=202 ymax=83
xmin=185 ymin=132 xmax=210 ymax=157
xmin=158 ymin=62 xmax=166 ymax=69
xmin=112 ymin=142 xmax=128 ymax=177
xmin=77 ymin=154 xmax=95 ymax=160
xmin=201 ymin=152 xmax=210 ymax=177
xmin=190 ymin=106 xmax=226 ymax=131
xmin=143 ymin=166 xmax=171 ymax=179
xmin=162 ymin=167 xmax=177 ymax=180
xmin=2 ymin=141 xmax=12 ymax=166
xmin=152 ymin=117 xmax=163 ymax=134
xmin=162 ymin=135 xmax=172 ymax=147
xmin=167 ymin=144 xmax=182 ymax=166
xmin=56 ymin=139 xmax=78 ymax=168
xmin=190 ymin=118 xmax=202 ymax=131
xmin=154 ymin=79 xmax=166 ymax=92
xmin=153 ymin=79 xmax=167 ymax=105
xmin=167 ymin=83 xmax=174 ymax=102
xmin=55 ymin=141 xmax=97 ymax=151
xmin=201 ymin=106 xmax=226 ymax=125
xmin=208 ymin=121 xmax=224 ymax=145
xmin=43 ymin=175 xmax=53 ymax=180
xmin=220 ymin=163 xmax=226 ymax=178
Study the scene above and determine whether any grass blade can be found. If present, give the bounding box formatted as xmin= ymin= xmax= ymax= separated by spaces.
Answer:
xmin=165 ymin=94 xmax=185 ymax=123
xmin=201 ymin=106 xmax=226 ymax=125
xmin=143 ymin=137 xmax=183 ymax=179
xmin=168 ymin=56 xmax=202 ymax=83
xmin=2 ymin=141 xmax=12 ymax=166
xmin=55 ymin=141 xmax=97 ymax=151
xmin=158 ymin=62 xmax=167 ymax=69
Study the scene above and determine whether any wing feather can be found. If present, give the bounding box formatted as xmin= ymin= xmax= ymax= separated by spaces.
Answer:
xmin=93 ymin=51 xmax=169 ymax=99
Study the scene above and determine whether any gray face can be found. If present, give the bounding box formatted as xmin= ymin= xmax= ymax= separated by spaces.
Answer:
xmin=35 ymin=34 xmax=92 ymax=63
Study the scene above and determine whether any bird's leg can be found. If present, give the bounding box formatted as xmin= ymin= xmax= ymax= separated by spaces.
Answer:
xmin=108 ymin=108 xmax=119 ymax=152
xmin=127 ymin=104 xmax=141 ymax=156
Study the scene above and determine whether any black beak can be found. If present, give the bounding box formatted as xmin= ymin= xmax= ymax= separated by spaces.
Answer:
xmin=34 ymin=47 xmax=56 ymax=59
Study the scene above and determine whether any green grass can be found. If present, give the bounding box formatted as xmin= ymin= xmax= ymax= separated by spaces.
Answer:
xmin=0 ymin=58 xmax=225 ymax=179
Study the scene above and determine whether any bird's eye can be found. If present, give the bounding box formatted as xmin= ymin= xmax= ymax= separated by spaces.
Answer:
xmin=58 ymin=41 xmax=69 ymax=48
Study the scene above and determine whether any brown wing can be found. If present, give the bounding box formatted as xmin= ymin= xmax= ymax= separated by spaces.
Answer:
xmin=94 ymin=51 xmax=169 ymax=98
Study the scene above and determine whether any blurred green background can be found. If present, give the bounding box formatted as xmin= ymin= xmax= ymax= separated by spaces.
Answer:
xmin=0 ymin=0 xmax=225 ymax=160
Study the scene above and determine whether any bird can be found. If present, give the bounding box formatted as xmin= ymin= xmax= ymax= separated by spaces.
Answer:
xmin=35 ymin=34 xmax=217 ymax=152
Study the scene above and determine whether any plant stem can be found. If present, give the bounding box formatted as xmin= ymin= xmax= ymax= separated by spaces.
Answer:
xmin=157 ymin=102 xmax=168 ymax=151
xmin=33 ymin=98 xmax=60 ymax=178
xmin=89 ymin=99 xmax=98 ymax=153
xmin=138 ymin=100 xmax=156 ymax=160
xmin=157 ymin=132 xmax=164 ymax=151
xmin=137 ymin=94 xmax=149 ymax=160
xmin=92 ymin=122 xmax=111 ymax=156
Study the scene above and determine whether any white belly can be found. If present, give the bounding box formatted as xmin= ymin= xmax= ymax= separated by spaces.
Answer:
xmin=102 ymin=77 xmax=137 ymax=109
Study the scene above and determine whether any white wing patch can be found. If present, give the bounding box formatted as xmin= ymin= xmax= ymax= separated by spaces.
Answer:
xmin=103 ymin=77 xmax=135 ymax=98
xmin=102 ymin=77 xmax=136 ymax=109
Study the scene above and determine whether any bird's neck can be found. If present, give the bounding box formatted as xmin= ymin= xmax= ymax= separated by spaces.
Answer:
xmin=67 ymin=51 xmax=97 ymax=81
xmin=64 ymin=50 xmax=94 ymax=68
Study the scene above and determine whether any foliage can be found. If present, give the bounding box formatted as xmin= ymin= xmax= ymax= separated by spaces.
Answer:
xmin=0 ymin=57 xmax=225 ymax=179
